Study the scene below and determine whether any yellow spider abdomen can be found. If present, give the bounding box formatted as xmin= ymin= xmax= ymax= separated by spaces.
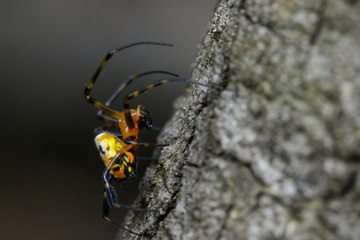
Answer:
xmin=94 ymin=132 xmax=127 ymax=166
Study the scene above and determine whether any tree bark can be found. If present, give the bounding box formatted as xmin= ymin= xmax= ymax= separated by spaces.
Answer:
xmin=118 ymin=0 xmax=360 ymax=239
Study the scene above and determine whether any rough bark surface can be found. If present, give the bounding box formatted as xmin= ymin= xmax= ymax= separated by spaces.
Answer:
xmin=118 ymin=1 xmax=360 ymax=239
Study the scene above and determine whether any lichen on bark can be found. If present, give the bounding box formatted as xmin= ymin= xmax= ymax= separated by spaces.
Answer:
xmin=118 ymin=1 xmax=360 ymax=239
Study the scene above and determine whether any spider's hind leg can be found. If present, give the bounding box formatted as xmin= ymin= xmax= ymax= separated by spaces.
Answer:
xmin=102 ymin=174 xmax=156 ymax=236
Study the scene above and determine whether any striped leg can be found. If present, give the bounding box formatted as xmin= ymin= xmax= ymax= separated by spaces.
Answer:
xmin=105 ymin=70 xmax=179 ymax=107
xmin=102 ymin=188 xmax=156 ymax=237
xmin=123 ymin=78 xmax=214 ymax=129
xmin=96 ymin=70 xmax=179 ymax=125
xmin=84 ymin=41 xmax=173 ymax=121
xmin=102 ymin=168 xmax=156 ymax=237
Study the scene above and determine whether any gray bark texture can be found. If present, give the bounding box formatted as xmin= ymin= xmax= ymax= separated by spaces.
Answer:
xmin=118 ymin=0 xmax=360 ymax=239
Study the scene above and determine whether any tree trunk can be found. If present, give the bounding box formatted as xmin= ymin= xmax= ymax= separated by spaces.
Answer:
xmin=118 ymin=0 xmax=360 ymax=239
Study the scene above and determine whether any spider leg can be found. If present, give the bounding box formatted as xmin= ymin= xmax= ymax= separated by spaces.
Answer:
xmin=84 ymin=41 xmax=173 ymax=121
xmin=102 ymin=178 xmax=156 ymax=214
xmin=102 ymin=161 xmax=156 ymax=236
xmin=103 ymin=197 xmax=143 ymax=236
xmin=101 ymin=145 xmax=153 ymax=209
xmin=103 ymin=217 xmax=142 ymax=237
xmin=123 ymin=78 xmax=214 ymax=129
xmin=96 ymin=70 xmax=179 ymax=126
xmin=102 ymin=168 xmax=143 ymax=236
xmin=105 ymin=70 xmax=179 ymax=107
xmin=103 ymin=193 xmax=155 ymax=237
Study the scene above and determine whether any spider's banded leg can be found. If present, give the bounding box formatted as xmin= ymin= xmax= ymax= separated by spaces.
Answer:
xmin=123 ymin=78 xmax=214 ymax=130
xmin=87 ymin=41 xmax=173 ymax=91
xmin=103 ymin=185 xmax=116 ymax=218
xmin=97 ymin=70 xmax=179 ymax=126
xmin=103 ymin=169 xmax=117 ymax=207
xmin=102 ymin=202 xmax=142 ymax=237
xmin=103 ymin=203 xmax=156 ymax=236
xmin=103 ymin=216 xmax=142 ymax=237
xmin=102 ymin=174 xmax=157 ymax=212
xmin=84 ymin=41 xmax=173 ymax=121
xmin=105 ymin=70 xmax=179 ymax=106
xmin=101 ymin=166 xmax=155 ymax=236
xmin=102 ymin=178 xmax=155 ymax=212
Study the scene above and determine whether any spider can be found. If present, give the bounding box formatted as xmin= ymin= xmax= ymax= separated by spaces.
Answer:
xmin=84 ymin=41 xmax=211 ymax=236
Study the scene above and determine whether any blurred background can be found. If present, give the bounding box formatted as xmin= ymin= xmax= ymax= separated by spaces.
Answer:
xmin=0 ymin=1 xmax=216 ymax=239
